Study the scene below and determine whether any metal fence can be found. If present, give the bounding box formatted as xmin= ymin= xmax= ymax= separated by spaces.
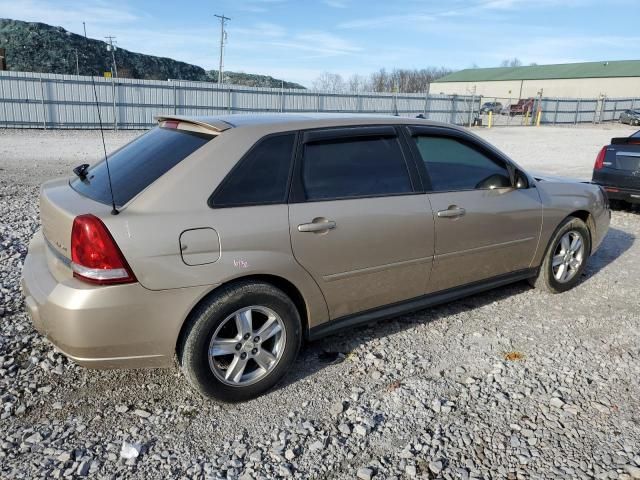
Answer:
xmin=0 ymin=71 xmax=479 ymax=129
xmin=1 ymin=71 xmax=638 ymax=129
xmin=476 ymin=95 xmax=639 ymax=127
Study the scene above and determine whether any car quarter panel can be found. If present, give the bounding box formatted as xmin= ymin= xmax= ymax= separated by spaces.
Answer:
xmin=101 ymin=127 xmax=330 ymax=328
xmin=531 ymin=180 xmax=610 ymax=267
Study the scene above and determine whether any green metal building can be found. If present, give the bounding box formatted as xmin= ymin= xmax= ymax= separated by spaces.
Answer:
xmin=432 ymin=60 xmax=640 ymax=99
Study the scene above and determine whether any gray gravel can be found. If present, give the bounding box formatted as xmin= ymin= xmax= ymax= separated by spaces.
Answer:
xmin=1 ymin=126 xmax=640 ymax=479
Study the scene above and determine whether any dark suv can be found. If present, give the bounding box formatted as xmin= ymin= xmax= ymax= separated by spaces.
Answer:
xmin=592 ymin=129 xmax=640 ymax=208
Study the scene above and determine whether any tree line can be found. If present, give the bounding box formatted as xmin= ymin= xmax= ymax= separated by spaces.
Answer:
xmin=312 ymin=67 xmax=453 ymax=94
xmin=312 ymin=59 xmax=531 ymax=94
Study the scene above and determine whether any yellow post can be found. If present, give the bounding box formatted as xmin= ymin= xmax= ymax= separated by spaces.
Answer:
xmin=536 ymin=110 xmax=542 ymax=127
xmin=488 ymin=111 xmax=493 ymax=129
xmin=523 ymin=110 xmax=529 ymax=126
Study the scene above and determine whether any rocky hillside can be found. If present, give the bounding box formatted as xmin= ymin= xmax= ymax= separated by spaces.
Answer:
xmin=0 ymin=19 xmax=305 ymax=88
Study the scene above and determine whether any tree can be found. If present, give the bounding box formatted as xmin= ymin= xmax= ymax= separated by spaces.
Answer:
xmin=500 ymin=57 xmax=523 ymax=68
xmin=347 ymin=74 xmax=369 ymax=93
xmin=312 ymin=72 xmax=346 ymax=93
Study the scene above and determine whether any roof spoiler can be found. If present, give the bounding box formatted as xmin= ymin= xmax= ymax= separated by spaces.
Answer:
xmin=611 ymin=136 xmax=640 ymax=145
xmin=155 ymin=115 xmax=234 ymax=133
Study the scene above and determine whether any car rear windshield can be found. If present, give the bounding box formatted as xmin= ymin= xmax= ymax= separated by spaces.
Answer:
xmin=71 ymin=126 xmax=214 ymax=206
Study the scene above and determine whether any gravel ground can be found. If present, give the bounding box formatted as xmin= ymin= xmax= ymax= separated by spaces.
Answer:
xmin=1 ymin=125 xmax=639 ymax=480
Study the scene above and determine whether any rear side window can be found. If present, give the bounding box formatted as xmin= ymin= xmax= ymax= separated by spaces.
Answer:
xmin=413 ymin=136 xmax=511 ymax=192
xmin=211 ymin=133 xmax=295 ymax=207
xmin=302 ymin=136 xmax=412 ymax=200
xmin=71 ymin=126 xmax=213 ymax=206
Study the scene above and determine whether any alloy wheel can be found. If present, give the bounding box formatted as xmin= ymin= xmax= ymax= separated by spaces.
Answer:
xmin=208 ymin=306 xmax=286 ymax=386
xmin=552 ymin=230 xmax=585 ymax=283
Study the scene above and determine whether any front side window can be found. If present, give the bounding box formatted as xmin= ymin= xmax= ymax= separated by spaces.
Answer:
xmin=302 ymin=136 xmax=412 ymax=201
xmin=413 ymin=136 xmax=512 ymax=192
xmin=212 ymin=133 xmax=295 ymax=207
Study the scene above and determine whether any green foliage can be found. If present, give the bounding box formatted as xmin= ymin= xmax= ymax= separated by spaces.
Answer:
xmin=0 ymin=18 xmax=305 ymax=89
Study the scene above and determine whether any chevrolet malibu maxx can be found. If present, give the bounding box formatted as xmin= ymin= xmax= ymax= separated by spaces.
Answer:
xmin=21 ymin=114 xmax=610 ymax=401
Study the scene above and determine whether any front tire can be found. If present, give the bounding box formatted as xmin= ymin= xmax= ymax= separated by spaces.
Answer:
xmin=179 ymin=281 xmax=302 ymax=402
xmin=529 ymin=217 xmax=591 ymax=293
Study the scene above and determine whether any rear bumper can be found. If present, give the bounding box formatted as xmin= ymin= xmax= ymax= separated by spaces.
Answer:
xmin=602 ymin=186 xmax=640 ymax=204
xmin=21 ymin=231 xmax=211 ymax=369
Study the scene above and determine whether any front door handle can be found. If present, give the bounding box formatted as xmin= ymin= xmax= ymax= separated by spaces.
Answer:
xmin=437 ymin=206 xmax=466 ymax=218
xmin=298 ymin=218 xmax=336 ymax=233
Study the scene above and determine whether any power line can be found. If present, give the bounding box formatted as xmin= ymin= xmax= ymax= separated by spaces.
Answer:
xmin=105 ymin=35 xmax=118 ymax=78
xmin=214 ymin=14 xmax=230 ymax=85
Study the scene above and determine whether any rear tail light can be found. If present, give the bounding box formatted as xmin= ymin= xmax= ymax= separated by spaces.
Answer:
xmin=70 ymin=214 xmax=136 ymax=285
xmin=594 ymin=146 xmax=607 ymax=170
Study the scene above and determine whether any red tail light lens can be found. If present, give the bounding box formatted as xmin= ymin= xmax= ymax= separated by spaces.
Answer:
xmin=70 ymin=214 xmax=136 ymax=285
xmin=594 ymin=146 xmax=607 ymax=170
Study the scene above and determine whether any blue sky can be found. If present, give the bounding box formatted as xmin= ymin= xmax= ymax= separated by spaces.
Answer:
xmin=1 ymin=0 xmax=639 ymax=87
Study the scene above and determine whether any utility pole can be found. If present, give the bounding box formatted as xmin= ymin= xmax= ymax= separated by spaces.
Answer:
xmin=74 ymin=48 xmax=79 ymax=76
xmin=105 ymin=35 xmax=118 ymax=78
xmin=214 ymin=14 xmax=230 ymax=85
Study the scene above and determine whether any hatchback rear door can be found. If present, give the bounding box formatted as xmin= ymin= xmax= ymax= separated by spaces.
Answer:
xmin=288 ymin=126 xmax=435 ymax=320
xmin=405 ymin=126 xmax=542 ymax=292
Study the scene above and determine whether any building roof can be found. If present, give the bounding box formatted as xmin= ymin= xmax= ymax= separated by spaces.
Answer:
xmin=434 ymin=60 xmax=640 ymax=83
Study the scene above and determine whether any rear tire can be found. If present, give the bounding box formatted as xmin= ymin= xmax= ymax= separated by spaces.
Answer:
xmin=179 ymin=281 xmax=302 ymax=402
xmin=529 ymin=217 xmax=591 ymax=293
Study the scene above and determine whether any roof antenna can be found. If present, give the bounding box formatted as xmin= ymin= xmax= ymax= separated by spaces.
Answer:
xmin=83 ymin=22 xmax=119 ymax=215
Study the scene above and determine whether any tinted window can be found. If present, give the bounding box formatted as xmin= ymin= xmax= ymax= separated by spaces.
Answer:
xmin=413 ymin=136 xmax=511 ymax=192
xmin=71 ymin=127 xmax=213 ymax=206
xmin=302 ymin=136 xmax=412 ymax=200
xmin=212 ymin=134 xmax=295 ymax=207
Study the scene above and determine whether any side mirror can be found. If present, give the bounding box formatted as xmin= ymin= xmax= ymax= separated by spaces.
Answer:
xmin=514 ymin=170 xmax=529 ymax=189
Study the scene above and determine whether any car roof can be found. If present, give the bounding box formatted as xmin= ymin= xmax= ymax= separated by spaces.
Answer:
xmin=155 ymin=113 xmax=462 ymax=134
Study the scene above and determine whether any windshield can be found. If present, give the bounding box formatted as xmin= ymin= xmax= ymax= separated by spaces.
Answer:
xmin=71 ymin=126 xmax=214 ymax=207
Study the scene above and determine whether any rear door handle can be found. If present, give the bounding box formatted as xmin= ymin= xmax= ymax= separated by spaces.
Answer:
xmin=437 ymin=206 xmax=466 ymax=218
xmin=298 ymin=219 xmax=336 ymax=233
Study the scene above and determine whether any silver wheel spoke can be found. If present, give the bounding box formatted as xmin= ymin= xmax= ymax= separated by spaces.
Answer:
xmin=560 ymin=264 xmax=571 ymax=282
xmin=570 ymin=235 xmax=582 ymax=253
xmin=235 ymin=309 xmax=253 ymax=337
xmin=552 ymin=254 xmax=564 ymax=267
xmin=560 ymin=235 xmax=571 ymax=253
xmin=555 ymin=263 xmax=566 ymax=281
xmin=225 ymin=355 xmax=248 ymax=383
xmin=256 ymin=316 xmax=282 ymax=342
xmin=254 ymin=349 xmax=277 ymax=371
xmin=209 ymin=338 xmax=238 ymax=356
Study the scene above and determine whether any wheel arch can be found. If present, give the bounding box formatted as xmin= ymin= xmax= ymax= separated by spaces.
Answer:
xmin=175 ymin=274 xmax=310 ymax=362
xmin=566 ymin=210 xmax=595 ymax=254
